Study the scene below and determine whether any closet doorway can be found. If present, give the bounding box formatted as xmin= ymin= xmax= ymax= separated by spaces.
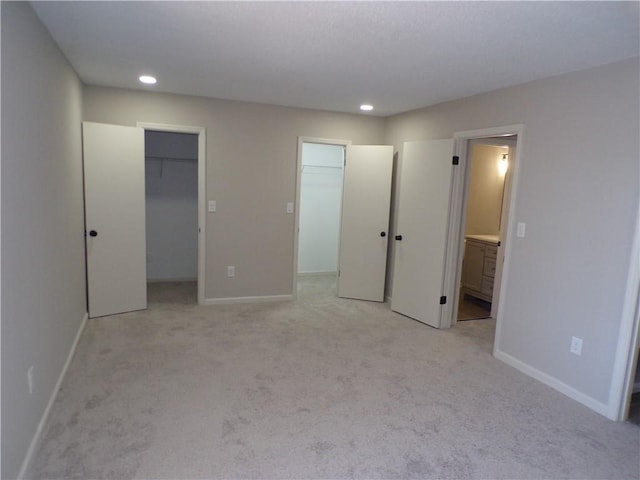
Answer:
xmin=139 ymin=123 xmax=206 ymax=305
xmin=296 ymin=141 xmax=345 ymax=279
xmin=294 ymin=138 xmax=393 ymax=301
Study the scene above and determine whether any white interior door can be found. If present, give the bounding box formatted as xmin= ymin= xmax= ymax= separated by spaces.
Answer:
xmin=391 ymin=139 xmax=454 ymax=327
xmin=337 ymin=145 xmax=393 ymax=301
xmin=83 ymin=122 xmax=147 ymax=318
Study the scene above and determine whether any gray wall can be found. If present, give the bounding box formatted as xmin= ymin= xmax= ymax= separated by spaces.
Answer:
xmin=465 ymin=144 xmax=508 ymax=236
xmin=82 ymin=87 xmax=386 ymax=300
xmin=1 ymin=3 xmax=86 ymax=478
xmin=384 ymin=58 xmax=639 ymax=409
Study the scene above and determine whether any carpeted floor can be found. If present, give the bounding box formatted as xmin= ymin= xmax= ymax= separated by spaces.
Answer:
xmin=26 ymin=276 xmax=640 ymax=479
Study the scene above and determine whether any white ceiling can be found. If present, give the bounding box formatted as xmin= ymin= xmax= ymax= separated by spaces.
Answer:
xmin=31 ymin=1 xmax=639 ymax=117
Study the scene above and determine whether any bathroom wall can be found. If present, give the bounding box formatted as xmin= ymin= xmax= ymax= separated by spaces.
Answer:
xmin=465 ymin=143 xmax=508 ymax=236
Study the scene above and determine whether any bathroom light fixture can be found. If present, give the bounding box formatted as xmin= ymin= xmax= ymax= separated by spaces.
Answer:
xmin=498 ymin=153 xmax=509 ymax=176
xmin=360 ymin=104 xmax=374 ymax=111
xmin=139 ymin=75 xmax=157 ymax=85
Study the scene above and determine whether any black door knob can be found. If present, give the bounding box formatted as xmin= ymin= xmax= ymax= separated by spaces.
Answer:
xmin=89 ymin=230 xmax=98 ymax=237
xmin=380 ymin=232 xmax=386 ymax=237
xmin=395 ymin=235 xmax=403 ymax=241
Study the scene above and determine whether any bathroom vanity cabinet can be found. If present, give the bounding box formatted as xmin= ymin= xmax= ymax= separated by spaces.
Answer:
xmin=461 ymin=235 xmax=499 ymax=303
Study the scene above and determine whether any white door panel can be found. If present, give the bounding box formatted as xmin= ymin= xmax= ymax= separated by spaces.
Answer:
xmin=338 ymin=145 xmax=393 ymax=301
xmin=391 ymin=139 xmax=454 ymax=327
xmin=83 ymin=122 xmax=147 ymax=317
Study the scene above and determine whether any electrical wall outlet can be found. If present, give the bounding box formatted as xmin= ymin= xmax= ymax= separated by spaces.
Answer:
xmin=27 ymin=366 xmax=34 ymax=394
xmin=227 ymin=266 xmax=235 ymax=277
xmin=570 ymin=336 xmax=583 ymax=356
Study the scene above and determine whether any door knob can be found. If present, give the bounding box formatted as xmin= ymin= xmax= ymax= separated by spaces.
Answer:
xmin=89 ymin=230 xmax=98 ymax=237
xmin=380 ymin=232 xmax=386 ymax=237
xmin=395 ymin=235 xmax=403 ymax=241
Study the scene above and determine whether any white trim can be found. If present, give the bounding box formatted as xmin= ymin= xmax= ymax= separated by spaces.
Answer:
xmin=293 ymin=137 xmax=351 ymax=301
xmin=202 ymin=294 xmax=294 ymax=305
xmin=17 ymin=313 xmax=88 ymax=480
xmin=137 ymin=122 xmax=207 ymax=305
xmin=609 ymin=208 xmax=640 ymax=420
xmin=495 ymin=348 xmax=610 ymax=418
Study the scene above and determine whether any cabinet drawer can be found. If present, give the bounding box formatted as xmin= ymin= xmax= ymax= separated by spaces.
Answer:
xmin=483 ymin=258 xmax=496 ymax=277
xmin=481 ymin=276 xmax=495 ymax=296
xmin=485 ymin=245 xmax=498 ymax=259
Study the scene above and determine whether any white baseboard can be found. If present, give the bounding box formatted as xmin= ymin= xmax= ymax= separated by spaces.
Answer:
xmin=202 ymin=294 xmax=294 ymax=305
xmin=297 ymin=271 xmax=337 ymax=277
xmin=18 ymin=312 xmax=88 ymax=479
xmin=147 ymin=277 xmax=197 ymax=283
xmin=494 ymin=348 xmax=611 ymax=419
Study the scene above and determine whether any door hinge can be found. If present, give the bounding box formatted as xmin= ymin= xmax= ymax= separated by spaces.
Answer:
xmin=440 ymin=295 xmax=447 ymax=305
xmin=452 ymin=155 xmax=459 ymax=165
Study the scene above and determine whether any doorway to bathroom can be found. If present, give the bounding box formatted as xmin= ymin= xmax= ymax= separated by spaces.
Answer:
xmin=457 ymin=138 xmax=515 ymax=322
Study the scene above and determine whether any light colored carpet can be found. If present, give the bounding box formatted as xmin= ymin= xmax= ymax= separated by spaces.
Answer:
xmin=27 ymin=276 xmax=639 ymax=479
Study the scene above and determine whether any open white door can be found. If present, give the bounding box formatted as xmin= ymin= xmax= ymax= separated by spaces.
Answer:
xmin=337 ymin=145 xmax=393 ymax=301
xmin=391 ymin=139 xmax=454 ymax=327
xmin=83 ymin=122 xmax=147 ymax=318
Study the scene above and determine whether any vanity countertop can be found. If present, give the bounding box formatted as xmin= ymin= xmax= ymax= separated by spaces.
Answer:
xmin=465 ymin=234 xmax=500 ymax=245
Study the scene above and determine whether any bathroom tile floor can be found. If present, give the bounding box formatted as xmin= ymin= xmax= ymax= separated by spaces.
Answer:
xmin=458 ymin=293 xmax=491 ymax=321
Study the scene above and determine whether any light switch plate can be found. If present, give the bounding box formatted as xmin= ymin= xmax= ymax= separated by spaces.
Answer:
xmin=516 ymin=222 xmax=526 ymax=238
xmin=570 ymin=336 xmax=583 ymax=355
xmin=208 ymin=200 xmax=216 ymax=213
xmin=286 ymin=202 xmax=294 ymax=214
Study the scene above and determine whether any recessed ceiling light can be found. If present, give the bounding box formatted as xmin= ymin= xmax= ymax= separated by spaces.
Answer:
xmin=139 ymin=75 xmax=157 ymax=85
xmin=360 ymin=104 xmax=374 ymax=111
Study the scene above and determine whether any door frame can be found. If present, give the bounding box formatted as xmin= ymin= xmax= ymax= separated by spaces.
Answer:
xmin=461 ymin=137 xmax=517 ymax=320
xmin=293 ymin=136 xmax=351 ymax=298
xmin=137 ymin=122 xmax=206 ymax=305
xmin=441 ymin=125 xmax=524 ymax=346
